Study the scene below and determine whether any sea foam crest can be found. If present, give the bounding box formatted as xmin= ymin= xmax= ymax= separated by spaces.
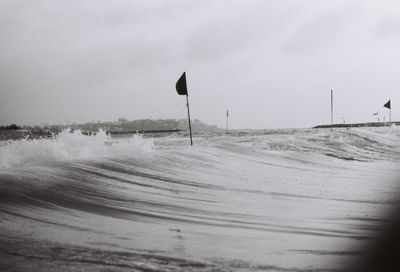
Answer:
xmin=0 ymin=129 xmax=153 ymax=169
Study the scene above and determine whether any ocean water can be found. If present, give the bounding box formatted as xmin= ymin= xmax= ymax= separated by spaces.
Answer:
xmin=1 ymin=127 xmax=400 ymax=271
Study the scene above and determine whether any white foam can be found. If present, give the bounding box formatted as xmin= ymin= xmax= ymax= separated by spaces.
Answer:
xmin=0 ymin=129 xmax=153 ymax=169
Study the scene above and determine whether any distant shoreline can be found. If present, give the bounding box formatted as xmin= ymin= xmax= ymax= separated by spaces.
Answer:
xmin=2 ymin=121 xmax=398 ymax=141
xmin=0 ymin=128 xmax=184 ymax=141
xmin=0 ymin=118 xmax=221 ymax=141
xmin=82 ymin=129 xmax=183 ymax=135
xmin=313 ymin=121 xmax=399 ymax=129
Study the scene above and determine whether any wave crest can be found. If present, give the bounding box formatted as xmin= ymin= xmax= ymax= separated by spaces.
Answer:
xmin=0 ymin=129 xmax=153 ymax=169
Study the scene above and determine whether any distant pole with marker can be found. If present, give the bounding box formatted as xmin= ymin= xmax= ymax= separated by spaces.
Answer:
xmin=383 ymin=99 xmax=391 ymax=123
xmin=373 ymin=112 xmax=379 ymax=122
xmin=226 ymin=110 xmax=229 ymax=134
xmin=176 ymin=72 xmax=193 ymax=146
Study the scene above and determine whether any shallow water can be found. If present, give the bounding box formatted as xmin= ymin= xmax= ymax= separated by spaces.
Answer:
xmin=1 ymin=128 xmax=400 ymax=271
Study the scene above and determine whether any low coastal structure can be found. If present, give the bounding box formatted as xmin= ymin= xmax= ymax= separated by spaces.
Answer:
xmin=81 ymin=129 xmax=182 ymax=136
xmin=313 ymin=121 xmax=399 ymax=129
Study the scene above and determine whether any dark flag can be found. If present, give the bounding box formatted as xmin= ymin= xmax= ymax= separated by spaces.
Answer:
xmin=175 ymin=72 xmax=193 ymax=145
xmin=384 ymin=100 xmax=391 ymax=109
xmin=176 ymin=72 xmax=188 ymax=95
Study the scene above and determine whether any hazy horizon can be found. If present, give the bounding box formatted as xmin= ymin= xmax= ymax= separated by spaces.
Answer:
xmin=1 ymin=0 xmax=399 ymax=129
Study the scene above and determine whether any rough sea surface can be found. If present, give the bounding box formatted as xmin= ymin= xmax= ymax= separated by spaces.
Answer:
xmin=1 ymin=127 xmax=400 ymax=271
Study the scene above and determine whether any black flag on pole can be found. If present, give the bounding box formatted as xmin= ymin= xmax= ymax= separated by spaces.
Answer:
xmin=384 ymin=100 xmax=391 ymax=109
xmin=175 ymin=72 xmax=193 ymax=145
xmin=176 ymin=72 xmax=188 ymax=95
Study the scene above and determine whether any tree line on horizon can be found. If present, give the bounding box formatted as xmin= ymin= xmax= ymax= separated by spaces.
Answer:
xmin=0 ymin=124 xmax=22 ymax=130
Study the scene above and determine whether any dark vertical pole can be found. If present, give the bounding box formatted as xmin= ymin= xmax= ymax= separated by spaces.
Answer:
xmin=331 ymin=89 xmax=333 ymax=125
xmin=186 ymin=94 xmax=193 ymax=146
xmin=226 ymin=110 xmax=229 ymax=134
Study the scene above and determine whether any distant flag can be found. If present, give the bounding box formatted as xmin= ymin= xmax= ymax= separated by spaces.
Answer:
xmin=383 ymin=99 xmax=392 ymax=122
xmin=373 ymin=112 xmax=379 ymax=122
xmin=384 ymin=100 xmax=391 ymax=109
xmin=176 ymin=72 xmax=188 ymax=95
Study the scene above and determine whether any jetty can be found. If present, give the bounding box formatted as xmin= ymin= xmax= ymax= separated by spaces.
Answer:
xmin=313 ymin=121 xmax=399 ymax=129
xmin=315 ymin=90 xmax=395 ymax=129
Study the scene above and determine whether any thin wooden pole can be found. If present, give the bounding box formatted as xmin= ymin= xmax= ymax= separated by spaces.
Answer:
xmin=186 ymin=94 xmax=193 ymax=146
xmin=226 ymin=110 xmax=229 ymax=134
xmin=331 ymin=89 xmax=333 ymax=125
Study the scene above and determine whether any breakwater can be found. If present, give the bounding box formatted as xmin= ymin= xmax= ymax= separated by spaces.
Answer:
xmin=313 ymin=121 xmax=399 ymax=129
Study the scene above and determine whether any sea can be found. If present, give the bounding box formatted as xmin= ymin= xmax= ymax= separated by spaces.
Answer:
xmin=1 ymin=127 xmax=400 ymax=271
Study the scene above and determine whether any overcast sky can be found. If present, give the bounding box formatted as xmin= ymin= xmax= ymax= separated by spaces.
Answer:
xmin=1 ymin=0 xmax=400 ymax=129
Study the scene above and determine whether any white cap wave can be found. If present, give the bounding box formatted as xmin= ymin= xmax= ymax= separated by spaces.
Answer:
xmin=0 ymin=129 xmax=153 ymax=169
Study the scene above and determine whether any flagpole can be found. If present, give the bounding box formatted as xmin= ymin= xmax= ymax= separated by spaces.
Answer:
xmin=331 ymin=89 xmax=333 ymax=125
xmin=186 ymin=94 xmax=193 ymax=146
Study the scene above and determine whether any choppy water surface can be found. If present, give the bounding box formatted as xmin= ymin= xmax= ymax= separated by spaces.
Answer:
xmin=1 ymin=128 xmax=400 ymax=271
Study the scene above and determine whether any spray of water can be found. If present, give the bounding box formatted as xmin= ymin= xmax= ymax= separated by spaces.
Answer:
xmin=0 ymin=129 xmax=153 ymax=169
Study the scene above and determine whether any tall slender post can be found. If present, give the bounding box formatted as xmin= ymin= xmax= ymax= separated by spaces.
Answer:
xmin=331 ymin=89 xmax=333 ymax=125
xmin=226 ymin=110 xmax=229 ymax=134
xmin=186 ymin=94 xmax=193 ymax=146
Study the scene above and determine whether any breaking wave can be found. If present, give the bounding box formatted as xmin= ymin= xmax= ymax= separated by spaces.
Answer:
xmin=0 ymin=129 xmax=153 ymax=169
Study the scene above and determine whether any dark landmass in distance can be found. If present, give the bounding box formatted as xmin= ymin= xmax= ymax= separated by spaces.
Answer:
xmin=0 ymin=118 xmax=222 ymax=141
xmin=313 ymin=121 xmax=399 ymax=129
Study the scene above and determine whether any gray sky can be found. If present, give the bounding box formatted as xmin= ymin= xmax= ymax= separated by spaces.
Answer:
xmin=1 ymin=0 xmax=400 ymax=129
